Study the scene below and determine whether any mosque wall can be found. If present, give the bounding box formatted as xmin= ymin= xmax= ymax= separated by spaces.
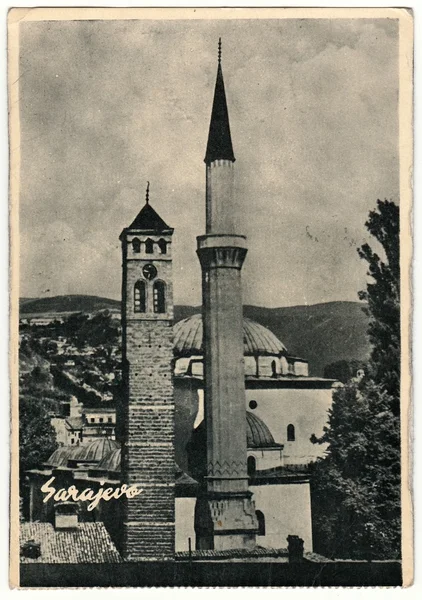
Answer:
xmin=245 ymin=388 xmax=333 ymax=465
xmin=174 ymin=482 xmax=313 ymax=552
xmin=247 ymin=448 xmax=284 ymax=471
xmin=175 ymin=497 xmax=196 ymax=552
xmin=250 ymin=482 xmax=313 ymax=552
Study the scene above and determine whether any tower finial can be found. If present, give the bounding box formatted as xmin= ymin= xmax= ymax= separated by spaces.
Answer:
xmin=146 ymin=181 xmax=150 ymax=204
xmin=218 ymin=37 xmax=222 ymax=65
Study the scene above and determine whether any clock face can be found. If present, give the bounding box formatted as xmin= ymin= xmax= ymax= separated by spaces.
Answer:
xmin=142 ymin=263 xmax=157 ymax=280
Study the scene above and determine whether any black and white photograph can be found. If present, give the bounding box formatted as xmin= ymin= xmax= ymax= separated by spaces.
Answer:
xmin=8 ymin=7 xmax=413 ymax=588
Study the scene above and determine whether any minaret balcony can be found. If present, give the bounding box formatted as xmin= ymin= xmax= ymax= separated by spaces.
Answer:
xmin=196 ymin=234 xmax=247 ymax=270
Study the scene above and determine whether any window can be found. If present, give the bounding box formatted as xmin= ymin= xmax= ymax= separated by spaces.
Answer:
xmin=247 ymin=456 xmax=256 ymax=477
xmin=108 ymin=417 xmax=112 ymax=423
xmin=256 ymin=510 xmax=266 ymax=536
xmin=90 ymin=418 xmax=95 ymax=423
xmin=145 ymin=238 xmax=154 ymax=254
xmin=134 ymin=280 xmax=146 ymax=313
xmin=271 ymin=360 xmax=277 ymax=377
xmin=132 ymin=238 xmax=141 ymax=253
xmin=153 ymin=281 xmax=166 ymax=313
xmin=287 ymin=424 xmax=295 ymax=442
xmin=99 ymin=418 xmax=103 ymax=423
xmin=249 ymin=400 xmax=258 ymax=410
xmin=158 ymin=239 xmax=167 ymax=254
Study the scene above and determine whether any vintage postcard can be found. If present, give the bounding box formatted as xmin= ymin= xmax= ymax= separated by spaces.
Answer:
xmin=8 ymin=7 xmax=413 ymax=588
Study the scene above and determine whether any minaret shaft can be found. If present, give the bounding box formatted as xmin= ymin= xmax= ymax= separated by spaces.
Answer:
xmin=200 ymin=242 xmax=249 ymax=492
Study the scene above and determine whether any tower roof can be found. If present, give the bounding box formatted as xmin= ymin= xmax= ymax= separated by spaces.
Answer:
xmin=128 ymin=202 xmax=172 ymax=231
xmin=124 ymin=182 xmax=173 ymax=233
xmin=204 ymin=39 xmax=235 ymax=164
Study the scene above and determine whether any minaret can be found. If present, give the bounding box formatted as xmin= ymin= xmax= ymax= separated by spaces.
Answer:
xmin=119 ymin=184 xmax=175 ymax=560
xmin=195 ymin=40 xmax=258 ymax=550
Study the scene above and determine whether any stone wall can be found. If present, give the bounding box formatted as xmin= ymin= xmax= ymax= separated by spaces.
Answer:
xmin=121 ymin=319 xmax=175 ymax=560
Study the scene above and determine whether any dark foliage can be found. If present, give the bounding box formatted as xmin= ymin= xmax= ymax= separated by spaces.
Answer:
xmin=311 ymin=200 xmax=401 ymax=559
xmin=19 ymin=393 xmax=58 ymax=491
xmin=357 ymin=199 xmax=400 ymax=406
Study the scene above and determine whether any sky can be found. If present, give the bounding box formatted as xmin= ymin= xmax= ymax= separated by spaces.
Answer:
xmin=18 ymin=17 xmax=399 ymax=307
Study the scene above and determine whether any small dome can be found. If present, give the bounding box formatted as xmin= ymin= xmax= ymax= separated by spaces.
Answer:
xmin=76 ymin=438 xmax=120 ymax=463
xmin=174 ymin=314 xmax=287 ymax=357
xmin=246 ymin=411 xmax=279 ymax=448
xmin=45 ymin=446 xmax=79 ymax=468
xmin=192 ymin=411 xmax=279 ymax=451
xmin=97 ymin=448 xmax=121 ymax=473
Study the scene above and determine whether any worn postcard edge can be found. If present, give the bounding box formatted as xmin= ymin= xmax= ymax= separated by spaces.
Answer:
xmin=7 ymin=6 xmax=414 ymax=589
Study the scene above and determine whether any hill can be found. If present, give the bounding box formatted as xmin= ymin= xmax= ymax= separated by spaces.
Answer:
xmin=174 ymin=302 xmax=370 ymax=376
xmin=20 ymin=295 xmax=371 ymax=376
xmin=242 ymin=301 xmax=370 ymax=377
xmin=20 ymin=295 xmax=120 ymax=314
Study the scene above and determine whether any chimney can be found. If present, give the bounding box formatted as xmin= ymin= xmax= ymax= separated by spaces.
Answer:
xmin=20 ymin=539 xmax=41 ymax=559
xmin=69 ymin=395 xmax=83 ymax=418
xmin=54 ymin=502 xmax=79 ymax=530
xmin=287 ymin=535 xmax=304 ymax=563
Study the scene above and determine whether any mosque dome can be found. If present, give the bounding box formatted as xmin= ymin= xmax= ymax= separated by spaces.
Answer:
xmin=45 ymin=446 xmax=79 ymax=468
xmin=192 ymin=411 xmax=279 ymax=450
xmin=75 ymin=438 xmax=120 ymax=463
xmin=96 ymin=448 xmax=121 ymax=473
xmin=246 ymin=411 xmax=280 ymax=448
xmin=174 ymin=314 xmax=287 ymax=357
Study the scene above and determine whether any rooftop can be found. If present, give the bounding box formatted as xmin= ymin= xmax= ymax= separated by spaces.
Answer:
xmin=127 ymin=201 xmax=172 ymax=232
xmin=20 ymin=522 xmax=122 ymax=564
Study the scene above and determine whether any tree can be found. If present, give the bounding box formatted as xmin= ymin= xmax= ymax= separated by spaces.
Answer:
xmin=357 ymin=200 xmax=400 ymax=406
xmin=311 ymin=379 xmax=400 ymax=559
xmin=311 ymin=199 xmax=401 ymax=559
xmin=323 ymin=360 xmax=352 ymax=383
xmin=323 ymin=360 xmax=368 ymax=384
xmin=19 ymin=394 xmax=58 ymax=491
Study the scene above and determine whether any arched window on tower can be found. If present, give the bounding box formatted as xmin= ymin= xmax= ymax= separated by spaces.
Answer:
xmin=256 ymin=510 xmax=266 ymax=536
xmin=132 ymin=238 xmax=141 ymax=253
xmin=134 ymin=281 xmax=146 ymax=313
xmin=287 ymin=424 xmax=295 ymax=442
xmin=158 ymin=239 xmax=167 ymax=255
xmin=145 ymin=238 xmax=154 ymax=254
xmin=247 ymin=455 xmax=256 ymax=477
xmin=153 ymin=281 xmax=166 ymax=314
xmin=271 ymin=360 xmax=277 ymax=377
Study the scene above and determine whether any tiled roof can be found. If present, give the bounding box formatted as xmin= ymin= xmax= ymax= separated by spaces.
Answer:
xmin=20 ymin=522 xmax=122 ymax=563
xmin=65 ymin=416 xmax=84 ymax=430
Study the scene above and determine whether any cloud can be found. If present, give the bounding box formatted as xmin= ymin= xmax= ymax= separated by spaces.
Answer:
xmin=18 ymin=18 xmax=399 ymax=307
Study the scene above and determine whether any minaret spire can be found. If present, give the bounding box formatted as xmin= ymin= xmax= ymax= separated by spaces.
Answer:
xmin=204 ymin=39 xmax=235 ymax=164
xmin=145 ymin=181 xmax=150 ymax=204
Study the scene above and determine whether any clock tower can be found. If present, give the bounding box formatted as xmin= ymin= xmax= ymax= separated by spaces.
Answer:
xmin=119 ymin=183 xmax=175 ymax=560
